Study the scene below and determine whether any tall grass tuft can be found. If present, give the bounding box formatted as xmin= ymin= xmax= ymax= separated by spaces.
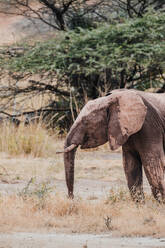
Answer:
xmin=0 ymin=123 xmax=56 ymax=157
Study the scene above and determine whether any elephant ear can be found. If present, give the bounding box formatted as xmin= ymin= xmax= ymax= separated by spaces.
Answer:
xmin=108 ymin=92 xmax=147 ymax=150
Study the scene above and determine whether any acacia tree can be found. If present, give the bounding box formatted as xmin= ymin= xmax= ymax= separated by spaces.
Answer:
xmin=0 ymin=1 xmax=165 ymax=130
xmin=0 ymin=11 xmax=165 ymax=130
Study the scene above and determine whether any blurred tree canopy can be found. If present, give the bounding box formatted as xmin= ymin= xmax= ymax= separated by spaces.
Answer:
xmin=0 ymin=0 xmax=112 ymax=30
xmin=110 ymin=0 xmax=165 ymax=18
xmin=0 ymin=0 xmax=164 ymax=30
xmin=0 ymin=1 xmax=165 ymax=130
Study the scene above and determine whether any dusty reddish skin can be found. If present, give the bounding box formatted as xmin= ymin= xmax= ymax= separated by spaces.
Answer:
xmin=64 ymin=89 xmax=165 ymax=201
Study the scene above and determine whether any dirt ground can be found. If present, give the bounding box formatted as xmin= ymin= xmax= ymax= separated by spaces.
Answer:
xmin=1 ymin=232 xmax=165 ymax=248
xmin=0 ymin=152 xmax=149 ymax=199
xmin=0 ymin=151 xmax=164 ymax=248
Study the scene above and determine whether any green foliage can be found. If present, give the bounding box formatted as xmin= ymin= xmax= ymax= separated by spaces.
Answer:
xmin=54 ymin=12 xmax=165 ymax=90
xmin=6 ymin=11 xmax=165 ymax=92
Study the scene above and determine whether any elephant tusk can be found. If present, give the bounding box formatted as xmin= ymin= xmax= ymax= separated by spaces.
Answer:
xmin=64 ymin=144 xmax=77 ymax=152
xmin=56 ymin=144 xmax=77 ymax=154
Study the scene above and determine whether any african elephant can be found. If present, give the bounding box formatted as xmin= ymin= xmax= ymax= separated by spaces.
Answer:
xmin=63 ymin=89 xmax=165 ymax=202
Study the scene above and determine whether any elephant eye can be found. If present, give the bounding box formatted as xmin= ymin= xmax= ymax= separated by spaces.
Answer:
xmin=82 ymin=133 xmax=89 ymax=144
xmin=106 ymin=92 xmax=112 ymax=96
xmin=107 ymin=108 xmax=110 ymax=121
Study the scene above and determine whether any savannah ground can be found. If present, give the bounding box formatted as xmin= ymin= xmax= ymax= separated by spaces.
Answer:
xmin=0 ymin=124 xmax=164 ymax=247
xmin=0 ymin=11 xmax=165 ymax=248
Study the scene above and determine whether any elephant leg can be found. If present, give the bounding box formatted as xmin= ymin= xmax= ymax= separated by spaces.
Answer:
xmin=122 ymin=149 xmax=144 ymax=202
xmin=142 ymin=155 xmax=165 ymax=202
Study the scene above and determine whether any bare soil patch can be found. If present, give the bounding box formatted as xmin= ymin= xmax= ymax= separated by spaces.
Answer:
xmin=0 ymin=233 xmax=165 ymax=248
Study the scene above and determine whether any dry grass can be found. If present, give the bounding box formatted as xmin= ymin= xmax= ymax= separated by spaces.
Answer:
xmin=0 ymin=123 xmax=62 ymax=157
xmin=0 ymin=190 xmax=165 ymax=237
xmin=0 ymin=123 xmax=123 ymax=182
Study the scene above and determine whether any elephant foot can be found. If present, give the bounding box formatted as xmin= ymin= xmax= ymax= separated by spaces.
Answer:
xmin=68 ymin=191 xmax=74 ymax=199
xmin=130 ymin=186 xmax=145 ymax=204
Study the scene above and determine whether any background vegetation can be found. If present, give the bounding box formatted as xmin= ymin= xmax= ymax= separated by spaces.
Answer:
xmin=0 ymin=0 xmax=165 ymax=131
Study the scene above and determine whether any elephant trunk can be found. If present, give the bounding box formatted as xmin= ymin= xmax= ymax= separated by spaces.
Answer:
xmin=64 ymin=145 xmax=77 ymax=198
xmin=63 ymin=117 xmax=84 ymax=198
xmin=64 ymin=128 xmax=82 ymax=198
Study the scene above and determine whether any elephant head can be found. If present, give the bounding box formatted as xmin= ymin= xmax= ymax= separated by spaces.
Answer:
xmin=64 ymin=90 xmax=147 ymax=198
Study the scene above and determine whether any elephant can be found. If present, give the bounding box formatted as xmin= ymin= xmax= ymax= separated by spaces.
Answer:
xmin=63 ymin=89 xmax=165 ymax=202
